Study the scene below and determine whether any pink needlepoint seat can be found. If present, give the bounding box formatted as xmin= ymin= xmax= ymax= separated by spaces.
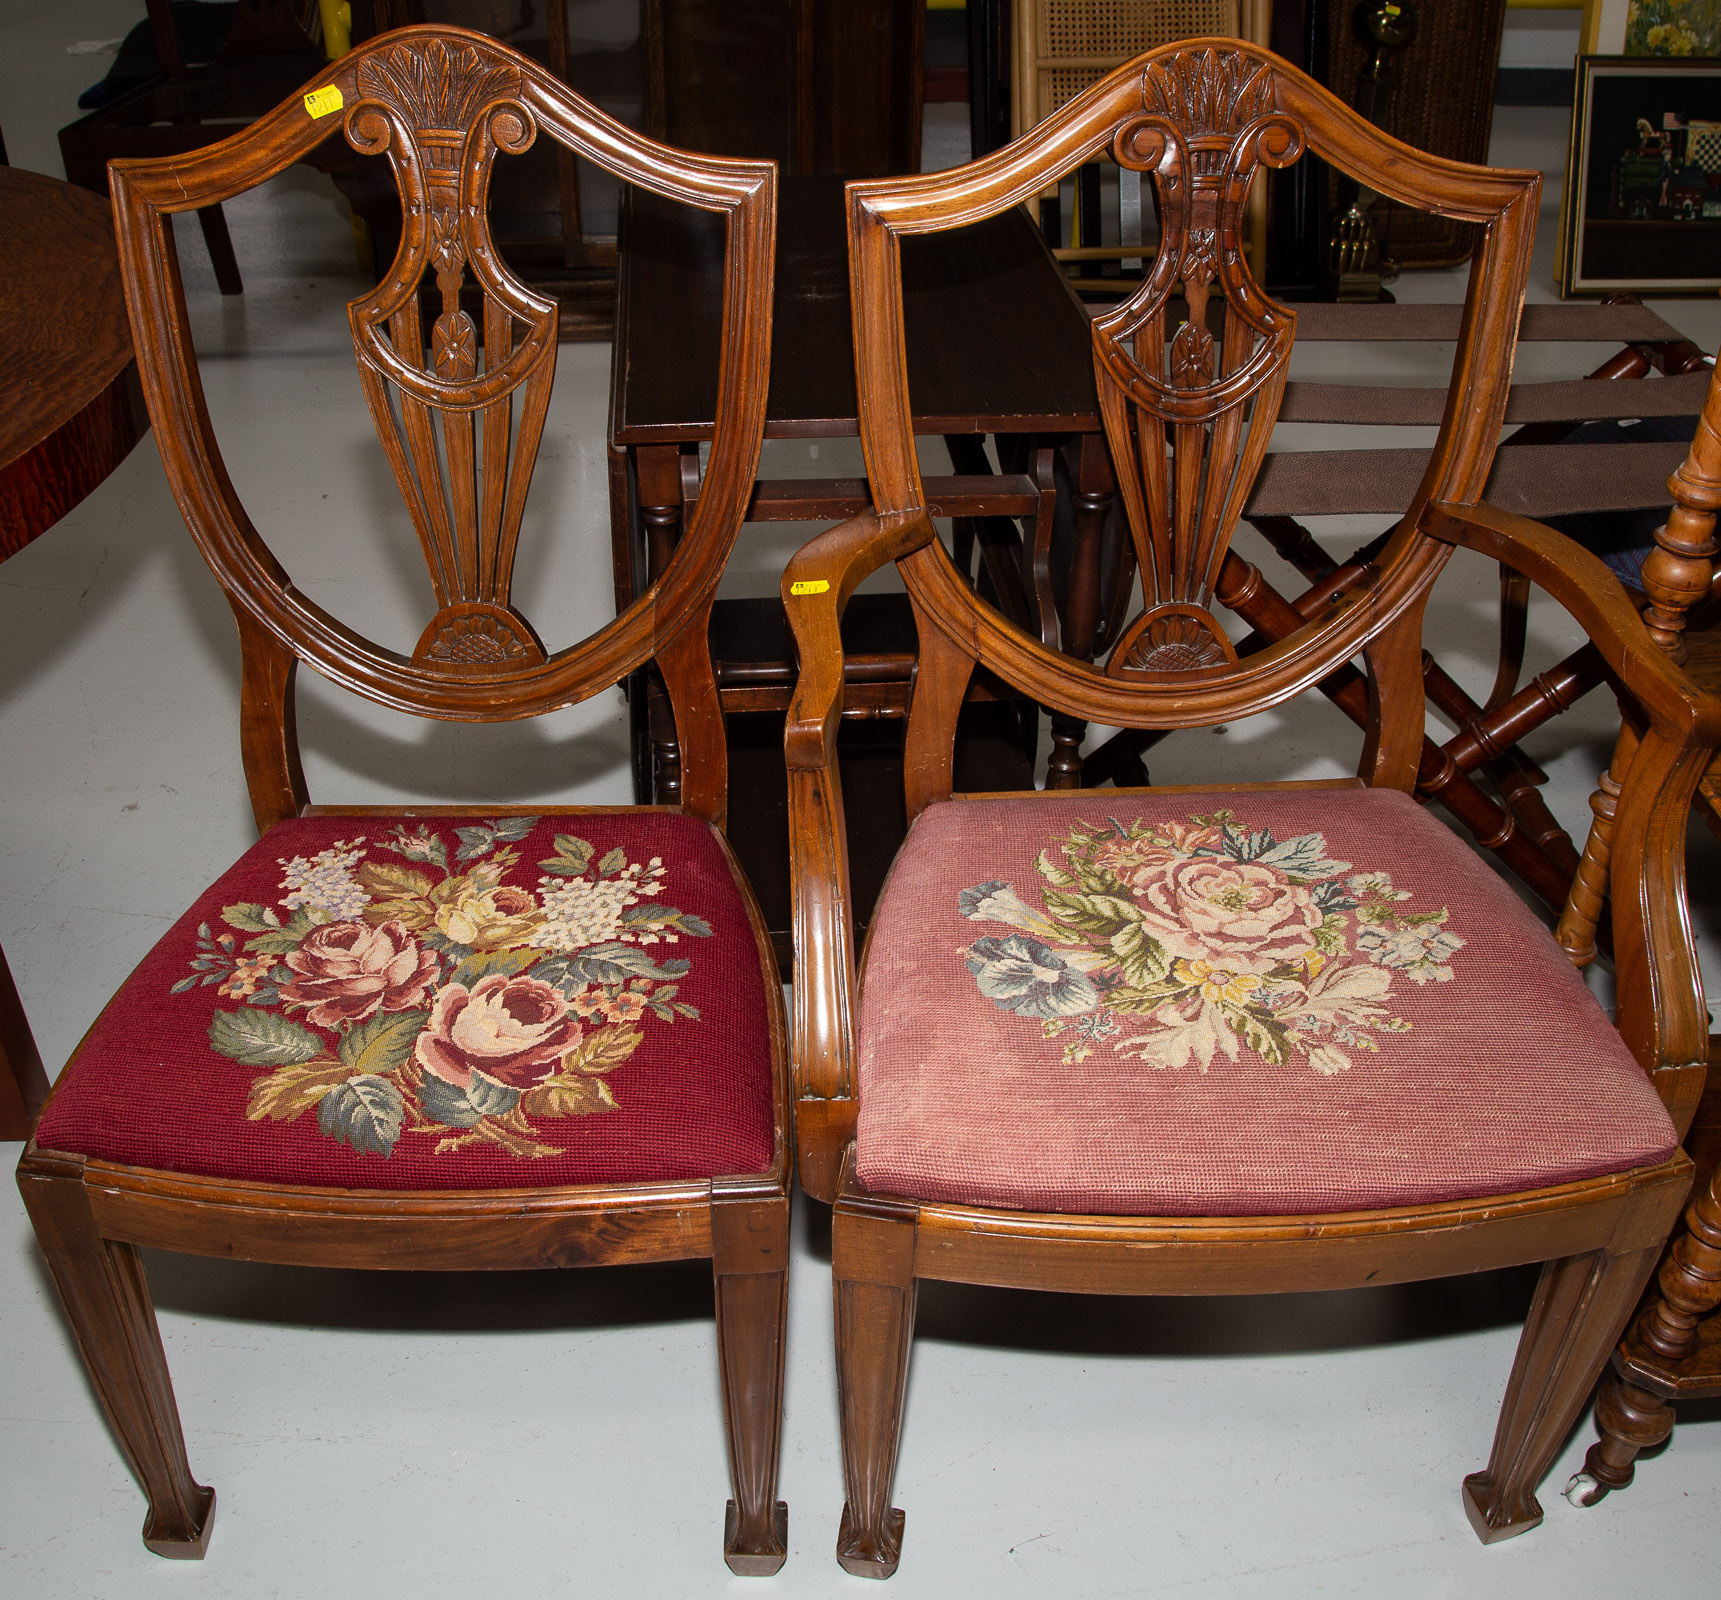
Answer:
xmin=855 ymin=787 xmax=1678 ymax=1217
xmin=35 ymin=813 xmax=777 ymax=1190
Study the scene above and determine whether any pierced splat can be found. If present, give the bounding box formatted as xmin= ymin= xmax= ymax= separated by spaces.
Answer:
xmin=1094 ymin=48 xmax=1304 ymax=678
xmin=342 ymin=38 xmax=558 ymax=669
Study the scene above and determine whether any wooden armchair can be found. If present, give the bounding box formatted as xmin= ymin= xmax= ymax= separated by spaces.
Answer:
xmin=781 ymin=40 xmax=1716 ymax=1575
xmin=18 ymin=27 xmax=789 ymax=1574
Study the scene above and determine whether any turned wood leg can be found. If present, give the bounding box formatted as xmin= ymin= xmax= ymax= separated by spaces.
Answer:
xmin=17 ymin=1164 xmax=214 ymax=1557
xmin=636 ymin=445 xmax=687 ymax=806
xmin=1568 ymin=1377 xmax=1675 ymax=1504
xmin=711 ymin=1188 xmax=790 ymax=1576
xmin=1463 ymin=1242 xmax=1666 ymax=1544
xmin=833 ymin=1183 xmax=918 ymax=1579
xmin=1556 ymin=720 xmax=1636 ymax=968
xmin=1571 ymin=1162 xmax=1721 ymax=1504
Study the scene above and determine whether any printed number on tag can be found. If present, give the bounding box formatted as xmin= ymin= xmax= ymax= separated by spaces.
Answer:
xmin=303 ymin=86 xmax=345 ymax=119
xmin=789 ymin=580 xmax=830 ymax=596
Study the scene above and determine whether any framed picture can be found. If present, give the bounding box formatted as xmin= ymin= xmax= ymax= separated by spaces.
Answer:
xmin=1582 ymin=0 xmax=1721 ymax=56
xmin=1561 ymin=55 xmax=1721 ymax=295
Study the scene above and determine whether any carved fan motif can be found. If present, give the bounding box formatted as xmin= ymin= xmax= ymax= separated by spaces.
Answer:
xmin=340 ymin=39 xmax=559 ymax=669
xmin=1094 ymin=47 xmax=1304 ymax=679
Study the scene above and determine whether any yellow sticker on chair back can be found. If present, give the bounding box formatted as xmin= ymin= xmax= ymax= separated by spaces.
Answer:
xmin=303 ymin=85 xmax=344 ymax=119
xmin=789 ymin=580 xmax=830 ymax=596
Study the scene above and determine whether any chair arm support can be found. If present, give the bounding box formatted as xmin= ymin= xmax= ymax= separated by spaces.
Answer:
xmin=1424 ymin=501 xmax=1721 ymax=748
xmin=781 ymin=509 xmax=935 ymax=1201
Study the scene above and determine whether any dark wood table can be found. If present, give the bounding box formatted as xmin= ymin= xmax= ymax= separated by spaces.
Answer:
xmin=0 ymin=166 xmax=148 ymax=1135
xmin=608 ymin=173 xmax=1112 ymax=965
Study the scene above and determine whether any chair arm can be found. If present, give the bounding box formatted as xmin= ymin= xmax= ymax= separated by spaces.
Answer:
xmin=781 ymin=508 xmax=935 ymax=1201
xmin=1426 ymin=500 xmax=1719 ymax=1121
xmin=1424 ymin=501 xmax=1721 ymax=748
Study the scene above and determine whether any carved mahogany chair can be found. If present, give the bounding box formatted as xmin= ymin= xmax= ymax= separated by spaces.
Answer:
xmin=17 ymin=27 xmax=790 ymax=1573
xmin=781 ymin=41 xmax=1717 ymax=1575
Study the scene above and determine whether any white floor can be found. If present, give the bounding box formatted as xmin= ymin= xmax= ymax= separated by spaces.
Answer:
xmin=3 ymin=7 xmax=1721 ymax=1597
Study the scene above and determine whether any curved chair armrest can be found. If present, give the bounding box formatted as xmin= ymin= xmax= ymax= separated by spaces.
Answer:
xmin=1426 ymin=500 xmax=1720 ymax=1122
xmin=1424 ymin=501 xmax=1721 ymax=747
xmin=781 ymin=508 xmax=935 ymax=1201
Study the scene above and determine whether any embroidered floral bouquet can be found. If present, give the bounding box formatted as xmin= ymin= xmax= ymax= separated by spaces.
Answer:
xmin=959 ymin=810 xmax=1464 ymax=1074
xmin=175 ymin=820 xmax=711 ymax=1159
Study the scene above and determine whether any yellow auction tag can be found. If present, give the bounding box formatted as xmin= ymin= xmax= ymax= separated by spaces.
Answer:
xmin=789 ymin=580 xmax=830 ymax=596
xmin=303 ymin=85 xmax=345 ymax=119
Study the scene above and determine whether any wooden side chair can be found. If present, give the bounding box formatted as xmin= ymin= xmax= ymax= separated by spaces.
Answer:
xmin=17 ymin=26 xmax=790 ymax=1574
xmin=781 ymin=40 xmax=1717 ymax=1575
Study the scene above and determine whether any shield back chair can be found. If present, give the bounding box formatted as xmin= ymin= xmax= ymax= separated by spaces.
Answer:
xmin=781 ymin=40 xmax=1717 ymax=1576
xmin=17 ymin=26 xmax=790 ymax=1574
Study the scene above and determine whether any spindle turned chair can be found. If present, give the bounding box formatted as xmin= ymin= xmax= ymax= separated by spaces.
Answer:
xmin=1555 ymin=360 xmax=1721 ymax=1508
xmin=781 ymin=40 xmax=1716 ymax=1575
xmin=18 ymin=27 xmax=790 ymax=1574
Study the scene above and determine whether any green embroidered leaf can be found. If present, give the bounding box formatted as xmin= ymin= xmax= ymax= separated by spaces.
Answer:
xmin=565 ymin=1025 xmax=644 ymax=1077
xmin=208 ymin=1009 xmax=323 ymax=1067
xmin=170 ymin=976 xmax=198 ymax=995
xmin=221 ymin=902 xmax=277 ymax=933
xmin=337 ymin=1010 xmax=428 ymax=1076
xmin=619 ymin=904 xmax=714 ymax=938
xmin=1106 ymin=979 xmax=1190 ymax=1015
xmin=1036 ymin=849 xmax=1077 ymax=888
xmin=246 ymin=1056 xmax=352 ymax=1122
xmin=538 ymin=834 xmax=595 ymax=876
xmin=523 ymin=1074 xmax=618 ymax=1118
xmin=244 ymin=907 xmax=323 ymax=955
xmin=564 ymin=943 xmax=690 ymax=985
xmin=317 ymin=1074 xmax=404 ymax=1156
xmin=356 ymin=861 xmax=433 ymax=901
xmin=448 ymin=947 xmax=539 ymax=991
xmin=1042 ymin=889 xmax=1141 ymax=939
xmin=453 ymin=825 xmax=499 ymax=863
xmin=597 ymin=846 xmax=629 ymax=878
xmin=417 ymin=1070 xmax=483 ymax=1128
xmin=1233 ymin=1006 xmax=1289 ymax=1066
xmin=491 ymin=815 xmax=540 ymax=844
xmin=465 ymin=1068 xmax=522 ymax=1118
xmin=1109 ymin=922 xmax=1171 ymax=986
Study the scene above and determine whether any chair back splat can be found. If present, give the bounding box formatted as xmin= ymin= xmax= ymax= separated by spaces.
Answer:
xmin=843 ymin=41 xmax=1537 ymax=817
xmin=112 ymin=26 xmax=774 ymax=830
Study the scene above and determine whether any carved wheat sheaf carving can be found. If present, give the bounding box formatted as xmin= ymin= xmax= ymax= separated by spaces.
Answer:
xmin=342 ymin=38 xmax=554 ymax=669
xmin=1096 ymin=48 xmax=1303 ymax=677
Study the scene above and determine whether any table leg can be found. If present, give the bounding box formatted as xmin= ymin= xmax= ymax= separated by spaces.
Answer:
xmin=1047 ymin=433 xmax=1115 ymax=788
xmin=0 ymin=942 xmax=48 ymax=1139
xmin=637 ymin=445 xmax=689 ymax=804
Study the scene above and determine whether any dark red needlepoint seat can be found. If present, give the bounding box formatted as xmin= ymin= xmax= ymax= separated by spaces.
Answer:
xmin=36 ymin=813 xmax=776 ymax=1189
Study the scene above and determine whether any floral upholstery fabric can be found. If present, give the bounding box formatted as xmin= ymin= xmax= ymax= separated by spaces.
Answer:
xmin=855 ymin=788 xmax=1678 ymax=1216
xmin=35 ymin=814 xmax=777 ymax=1188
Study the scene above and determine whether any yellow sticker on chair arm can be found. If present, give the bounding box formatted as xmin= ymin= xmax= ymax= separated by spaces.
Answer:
xmin=789 ymin=580 xmax=830 ymax=596
xmin=304 ymin=86 xmax=345 ymax=119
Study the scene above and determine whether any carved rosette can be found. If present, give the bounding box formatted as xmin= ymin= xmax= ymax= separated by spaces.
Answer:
xmin=1107 ymin=606 xmax=1239 ymax=677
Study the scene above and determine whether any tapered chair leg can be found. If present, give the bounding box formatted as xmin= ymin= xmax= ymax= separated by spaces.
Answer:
xmin=833 ymin=1188 xmax=918 ymax=1579
xmin=1463 ymin=1240 xmax=1667 ymax=1543
xmin=711 ymin=1188 xmax=789 ymax=1576
xmin=18 ymin=1164 xmax=215 ymax=1557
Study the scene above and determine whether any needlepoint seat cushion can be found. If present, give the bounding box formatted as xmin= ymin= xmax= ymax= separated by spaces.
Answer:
xmin=855 ymin=787 xmax=1678 ymax=1216
xmin=34 ymin=813 xmax=776 ymax=1188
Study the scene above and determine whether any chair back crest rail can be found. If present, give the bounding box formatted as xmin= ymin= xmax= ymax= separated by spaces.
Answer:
xmin=845 ymin=39 xmax=1539 ymax=806
xmin=108 ymin=26 xmax=775 ymax=828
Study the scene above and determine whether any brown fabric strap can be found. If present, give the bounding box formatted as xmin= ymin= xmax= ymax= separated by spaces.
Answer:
xmin=1245 ymin=440 xmax=1689 ymax=518
xmin=1278 ymin=369 xmax=1712 ymax=426
xmin=1287 ymin=301 xmax=1688 ymax=344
